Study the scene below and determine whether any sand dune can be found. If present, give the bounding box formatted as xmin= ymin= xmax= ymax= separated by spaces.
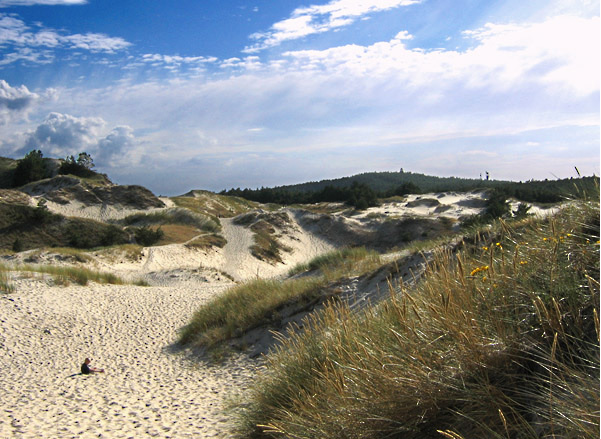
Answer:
xmin=0 ymin=191 xmax=558 ymax=438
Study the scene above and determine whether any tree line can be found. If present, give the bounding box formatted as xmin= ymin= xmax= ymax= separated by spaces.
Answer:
xmin=221 ymin=174 xmax=598 ymax=210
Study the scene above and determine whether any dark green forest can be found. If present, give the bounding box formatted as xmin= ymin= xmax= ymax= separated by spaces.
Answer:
xmin=221 ymin=171 xmax=599 ymax=208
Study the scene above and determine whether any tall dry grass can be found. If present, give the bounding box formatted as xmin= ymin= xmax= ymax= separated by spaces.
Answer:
xmin=0 ymin=264 xmax=15 ymax=293
xmin=233 ymin=199 xmax=599 ymax=438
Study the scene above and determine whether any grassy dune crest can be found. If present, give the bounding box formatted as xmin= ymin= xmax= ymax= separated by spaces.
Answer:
xmin=179 ymin=277 xmax=326 ymax=347
xmin=233 ymin=199 xmax=600 ymax=438
xmin=179 ymin=247 xmax=381 ymax=348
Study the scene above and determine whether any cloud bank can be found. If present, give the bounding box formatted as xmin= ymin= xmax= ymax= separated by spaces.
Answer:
xmin=18 ymin=112 xmax=137 ymax=166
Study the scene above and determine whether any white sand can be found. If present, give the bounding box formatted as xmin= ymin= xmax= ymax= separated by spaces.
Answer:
xmin=0 ymin=277 xmax=256 ymax=438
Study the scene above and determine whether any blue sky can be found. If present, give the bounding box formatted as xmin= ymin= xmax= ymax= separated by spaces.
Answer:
xmin=0 ymin=0 xmax=599 ymax=195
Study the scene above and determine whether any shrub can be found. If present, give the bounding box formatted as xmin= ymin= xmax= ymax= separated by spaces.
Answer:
xmin=134 ymin=225 xmax=164 ymax=246
xmin=12 ymin=237 xmax=23 ymax=253
xmin=58 ymin=153 xmax=97 ymax=178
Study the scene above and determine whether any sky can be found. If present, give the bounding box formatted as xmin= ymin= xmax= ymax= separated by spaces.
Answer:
xmin=0 ymin=0 xmax=599 ymax=195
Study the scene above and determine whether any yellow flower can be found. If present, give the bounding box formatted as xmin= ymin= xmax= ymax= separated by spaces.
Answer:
xmin=470 ymin=265 xmax=490 ymax=276
xmin=519 ymin=260 xmax=528 ymax=265
xmin=482 ymin=246 xmax=489 ymax=251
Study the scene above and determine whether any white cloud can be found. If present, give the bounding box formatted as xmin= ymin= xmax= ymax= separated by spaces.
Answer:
xmin=96 ymin=125 xmax=136 ymax=165
xmin=22 ymin=112 xmax=105 ymax=157
xmin=0 ymin=79 xmax=38 ymax=124
xmin=280 ymin=15 xmax=600 ymax=96
xmin=244 ymin=0 xmax=420 ymax=52
xmin=0 ymin=0 xmax=86 ymax=6
xmin=0 ymin=13 xmax=130 ymax=63
xmin=63 ymin=33 xmax=130 ymax=53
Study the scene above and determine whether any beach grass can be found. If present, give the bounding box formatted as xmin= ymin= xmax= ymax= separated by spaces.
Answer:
xmin=185 ymin=233 xmax=227 ymax=249
xmin=121 ymin=208 xmax=221 ymax=233
xmin=288 ymin=246 xmax=381 ymax=279
xmin=171 ymin=191 xmax=258 ymax=219
xmin=0 ymin=263 xmax=125 ymax=286
xmin=179 ymin=277 xmax=327 ymax=347
xmin=180 ymin=246 xmax=385 ymax=349
xmin=232 ymin=198 xmax=600 ymax=438
xmin=0 ymin=265 xmax=15 ymax=293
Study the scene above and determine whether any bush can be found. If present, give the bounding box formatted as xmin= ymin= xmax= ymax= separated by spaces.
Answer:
xmin=12 ymin=238 xmax=23 ymax=253
xmin=134 ymin=226 xmax=164 ymax=246
xmin=66 ymin=222 xmax=128 ymax=249
xmin=58 ymin=153 xmax=96 ymax=178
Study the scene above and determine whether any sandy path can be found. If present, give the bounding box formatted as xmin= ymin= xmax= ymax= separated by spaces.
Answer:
xmin=0 ymin=278 xmax=257 ymax=438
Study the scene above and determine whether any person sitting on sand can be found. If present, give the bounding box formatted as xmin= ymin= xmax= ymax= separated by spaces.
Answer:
xmin=81 ymin=358 xmax=104 ymax=374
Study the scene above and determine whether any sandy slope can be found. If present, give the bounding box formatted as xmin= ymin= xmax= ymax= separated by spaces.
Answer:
xmin=0 ymin=191 xmax=558 ymax=438
xmin=0 ymin=277 xmax=256 ymax=438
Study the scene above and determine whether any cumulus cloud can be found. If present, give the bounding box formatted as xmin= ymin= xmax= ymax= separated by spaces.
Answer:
xmin=12 ymin=111 xmax=139 ymax=167
xmin=244 ymin=0 xmax=420 ymax=52
xmin=22 ymin=112 xmax=105 ymax=157
xmin=0 ymin=79 xmax=38 ymax=124
xmin=96 ymin=125 xmax=136 ymax=165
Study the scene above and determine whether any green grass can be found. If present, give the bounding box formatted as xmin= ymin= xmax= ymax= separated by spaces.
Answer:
xmin=232 ymin=198 xmax=600 ymax=439
xmin=288 ymin=247 xmax=382 ymax=279
xmin=179 ymin=277 xmax=327 ymax=348
xmin=121 ymin=207 xmax=220 ymax=233
xmin=180 ymin=245 xmax=387 ymax=350
xmin=0 ymin=263 xmax=125 ymax=286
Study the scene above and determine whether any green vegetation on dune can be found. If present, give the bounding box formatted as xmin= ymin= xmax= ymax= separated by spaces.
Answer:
xmin=0 ymin=202 xmax=128 ymax=251
xmin=171 ymin=191 xmax=258 ymax=219
xmin=0 ymin=262 xmax=125 ymax=287
xmin=232 ymin=199 xmax=599 ymax=439
xmin=288 ymin=247 xmax=381 ymax=279
xmin=120 ymin=207 xmax=223 ymax=247
xmin=179 ymin=247 xmax=383 ymax=349
xmin=179 ymin=277 xmax=327 ymax=348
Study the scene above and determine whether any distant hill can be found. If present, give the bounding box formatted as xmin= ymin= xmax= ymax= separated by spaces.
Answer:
xmin=279 ymin=171 xmax=507 ymax=194
xmin=222 ymin=170 xmax=599 ymax=206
